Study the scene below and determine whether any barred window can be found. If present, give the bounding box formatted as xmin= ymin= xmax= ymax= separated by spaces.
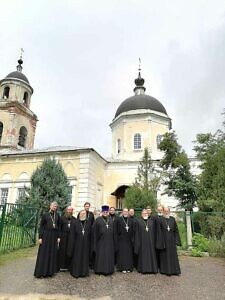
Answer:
xmin=156 ymin=134 xmax=162 ymax=149
xmin=0 ymin=188 xmax=9 ymax=205
xmin=134 ymin=133 xmax=141 ymax=150
xmin=17 ymin=188 xmax=25 ymax=200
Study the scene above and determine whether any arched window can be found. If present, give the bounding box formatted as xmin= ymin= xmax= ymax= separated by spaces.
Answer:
xmin=23 ymin=92 xmax=29 ymax=107
xmin=18 ymin=126 xmax=27 ymax=147
xmin=156 ymin=134 xmax=162 ymax=149
xmin=0 ymin=122 xmax=3 ymax=143
xmin=117 ymin=138 xmax=121 ymax=154
xmin=134 ymin=133 xmax=141 ymax=150
xmin=3 ymin=86 xmax=10 ymax=99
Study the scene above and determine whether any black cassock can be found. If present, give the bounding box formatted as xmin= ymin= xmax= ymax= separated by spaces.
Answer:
xmin=67 ymin=219 xmax=91 ymax=278
xmin=92 ymin=216 xmax=115 ymax=275
xmin=34 ymin=212 xmax=61 ymax=278
xmin=134 ymin=217 xmax=158 ymax=274
xmin=158 ymin=216 xmax=181 ymax=275
xmin=58 ymin=215 xmax=76 ymax=270
xmin=114 ymin=216 xmax=134 ymax=271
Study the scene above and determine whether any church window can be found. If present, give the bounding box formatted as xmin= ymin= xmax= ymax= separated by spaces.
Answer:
xmin=117 ymin=138 xmax=121 ymax=154
xmin=156 ymin=134 xmax=162 ymax=149
xmin=3 ymin=86 xmax=10 ymax=99
xmin=0 ymin=188 xmax=9 ymax=205
xmin=23 ymin=92 xmax=28 ymax=107
xmin=17 ymin=187 xmax=26 ymax=201
xmin=18 ymin=126 xmax=28 ymax=147
xmin=134 ymin=133 xmax=141 ymax=150
xmin=0 ymin=122 xmax=3 ymax=143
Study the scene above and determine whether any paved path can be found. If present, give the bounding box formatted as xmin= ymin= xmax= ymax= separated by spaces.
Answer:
xmin=0 ymin=247 xmax=225 ymax=300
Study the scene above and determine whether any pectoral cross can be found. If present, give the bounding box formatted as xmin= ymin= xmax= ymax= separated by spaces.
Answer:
xmin=106 ymin=224 xmax=109 ymax=229
xmin=82 ymin=229 xmax=85 ymax=235
xmin=146 ymin=226 xmax=149 ymax=232
xmin=125 ymin=225 xmax=129 ymax=232
xmin=167 ymin=225 xmax=170 ymax=232
xmin=53 ymin=223 xmax=55 ymax=228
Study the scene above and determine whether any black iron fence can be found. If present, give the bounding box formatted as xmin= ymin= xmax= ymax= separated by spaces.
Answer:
xmin=0 ymin=203 xmax=39 ymax=253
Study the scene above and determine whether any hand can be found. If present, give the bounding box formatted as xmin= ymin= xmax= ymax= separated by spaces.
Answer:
xmin=38 ymin=239 xmax=42 ymax=245
xmin=57 ymin=238 xmax=60 ymax=244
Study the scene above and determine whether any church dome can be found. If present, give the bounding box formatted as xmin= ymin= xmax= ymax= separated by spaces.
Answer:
xmin=114 ymin=68 xmax=167 ymax=119
xmin=3 ymin=58 xmax=30 ymax=85
xmin=5 ymin=71 xmax=29 ymax=84
xmin=115 ymin=94 xmax=167 ymax=118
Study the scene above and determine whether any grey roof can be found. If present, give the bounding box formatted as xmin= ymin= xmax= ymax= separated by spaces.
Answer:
xmin=115 ymin=94 xmax=167 ymax=119
xmin=5 ymin=71 xmax=30 ymax=84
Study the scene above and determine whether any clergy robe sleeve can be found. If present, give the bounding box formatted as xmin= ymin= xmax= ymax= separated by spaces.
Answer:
xmin=156 ymin=217 xmax=165 ymax=250
xmin=67 ymin=221 xmax=75 ymax=257
xmin=134 ymin=221 xmax=140 ymax=255
xmin=38 ymin=214 xmax=46 ymax=239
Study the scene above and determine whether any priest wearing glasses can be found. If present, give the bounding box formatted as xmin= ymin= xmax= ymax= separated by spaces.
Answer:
xmin=92 ymin=205 xmax=115 ymax=275
xmin=34 ymin=201 xmax=61 ymax=278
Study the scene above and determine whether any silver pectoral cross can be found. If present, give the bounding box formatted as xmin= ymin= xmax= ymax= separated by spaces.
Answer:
xmin=53 ymin=223 xmax=55 ymax=228
xmin=106 ymin=224 xmax=109 ymax=229
xmin=82 ymin=229 xmax=85 ymax=235
xmin=125 ymin=225 xmax=129 ymax=232
xmin=167 ymin=225 xmax=170 ymax=232
xmin=146 ymin=226 xmax=149 ymax=232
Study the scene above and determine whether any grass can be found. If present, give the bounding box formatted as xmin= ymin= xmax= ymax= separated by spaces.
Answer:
xmin=0 ymin=245 xmax=37 ymax=266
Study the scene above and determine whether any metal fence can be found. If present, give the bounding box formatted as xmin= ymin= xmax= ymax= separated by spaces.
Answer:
xmin=191 ymin=211 xmax=225 ymax=239
xmin=0 ymin=203 xmax=39 ymax=253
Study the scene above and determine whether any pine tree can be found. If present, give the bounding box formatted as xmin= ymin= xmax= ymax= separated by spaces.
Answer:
xmin=125 ymin=148 xmax=161 ymax=210
xmin=18 ymin=158 xmax=72 ymax=215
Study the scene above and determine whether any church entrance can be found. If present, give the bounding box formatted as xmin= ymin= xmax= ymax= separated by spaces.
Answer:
xmin=111 ymin=185 xmax=129 ymax=209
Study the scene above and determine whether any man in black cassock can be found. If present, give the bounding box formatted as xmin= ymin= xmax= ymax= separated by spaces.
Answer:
xmin=58 ymin=206 xmax=76 ymax=271
xmin=158 ymin=207 xmax=181 ymax=276
xmin=77 ymin=201 xmax=95 ymax=226
xmin=134 ymin=208 xmax=158 ymax=274
xmin=109 ymin=206 xmax=119 ymax=223
xmin=92 ymin=205 xmax=115 ymax=275
xmin=154 ymin=205 xmax=164 ymax=270
xmin=34 ymin=202 xmax=61 ymax=278
xmin=129 ymin=208 xmax=137 ymax=268
xmin=114 ymin=208 xmax=134 ymax=273
xmin=67 ymin=209 xmax=92 ymax=278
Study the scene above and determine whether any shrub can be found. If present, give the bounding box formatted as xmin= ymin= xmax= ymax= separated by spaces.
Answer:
xmin=208 ymin=233 xmax=225 ymax=257
xmin=192 ymin=233 xmax=209 ymax=252
xmin=191 ymin=248 xmax=204 ymax=257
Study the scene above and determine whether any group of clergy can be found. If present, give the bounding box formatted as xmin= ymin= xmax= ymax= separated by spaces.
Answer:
xmin=34 ymin=201 xmax=181 ymax=278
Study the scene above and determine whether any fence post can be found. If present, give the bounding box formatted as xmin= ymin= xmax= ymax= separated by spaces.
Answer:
xmin=0 ymin=204 xmax=7 ymax=247
xmin=186 ymin=210 xmax=193 ymax=248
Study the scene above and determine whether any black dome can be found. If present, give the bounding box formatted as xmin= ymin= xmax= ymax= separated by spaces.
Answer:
xmin=5 ymin=71 xmax=29 ymax=84
xmin=115 ymin=94 xmax=167 ymax=118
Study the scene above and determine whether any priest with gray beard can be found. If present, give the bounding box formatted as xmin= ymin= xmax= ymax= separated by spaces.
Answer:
xmin=67 ymin=209 xmax=92 ymax=278
xmin=134 ymin=208 xmax=158 ymax=274
xmin=92 ymin=205 xmax=115 ymax=275
xmin=158 ymin=206 xmax=181 ymax=276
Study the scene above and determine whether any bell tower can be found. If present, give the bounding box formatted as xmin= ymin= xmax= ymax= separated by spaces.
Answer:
xmin=0 ymin=53 xmax=38 ymax=150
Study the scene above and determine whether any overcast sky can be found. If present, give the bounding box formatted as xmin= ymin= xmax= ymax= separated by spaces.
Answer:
xmin=1 ymin=0 xmax=225 ymax=157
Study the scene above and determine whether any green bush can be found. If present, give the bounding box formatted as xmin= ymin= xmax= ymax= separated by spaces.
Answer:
xmin=192 ymin=233 xmax=209 ymax=252
xmin=208 ymin=234 xmax=225 ymax=257
xmin=191 ymin=248 xmax=204 ymax=257
xmin=177 ymin=222 xmax=187 ymax=250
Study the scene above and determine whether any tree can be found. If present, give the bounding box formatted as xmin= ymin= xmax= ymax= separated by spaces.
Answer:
xmin=194 ymin=129 xmax=225 ymax=212
xmin=18 ymin=158 xmax=72 ymax=215
xmin=159 ymin=131 xmax=197 ymax=210
xmin=125 ymin=148 xmax=161 ymax=210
